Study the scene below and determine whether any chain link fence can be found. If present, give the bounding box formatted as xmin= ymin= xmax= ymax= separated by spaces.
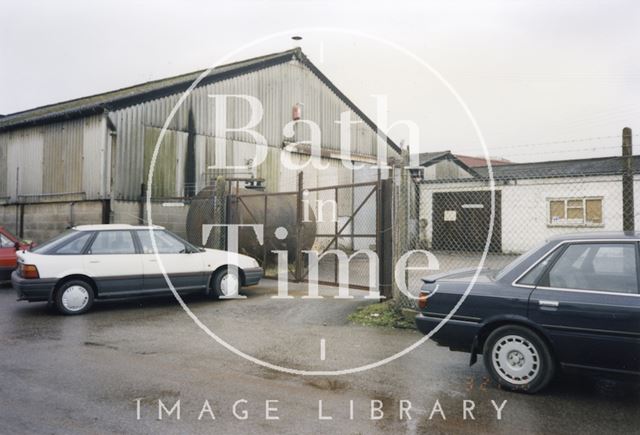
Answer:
xmin=391 ymin=150 xmax=639 ymax=310
xmin=181 ymin=142 xmax=638 ymax=310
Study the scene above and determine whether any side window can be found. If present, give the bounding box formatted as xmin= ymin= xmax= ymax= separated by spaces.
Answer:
xmin=55 ymin=232 xmax=93 ymax=255
xmin=137 ymin=231 xmax=186 ymax=254
xmin=545 ymin=243 xmax=638 ymax=293
xmin=0 ymin=234 xmax=14 ymax=248
xmin=89 ymin=231 xmax=136 ymax=255
xmin=517 ymin=248 xmax=562 ymax=286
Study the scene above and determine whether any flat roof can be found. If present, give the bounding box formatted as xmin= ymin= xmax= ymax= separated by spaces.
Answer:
xmin=473 ymin=155 xmax=640 ymax=179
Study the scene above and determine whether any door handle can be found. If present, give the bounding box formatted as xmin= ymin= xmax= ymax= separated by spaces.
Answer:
xmin=539 ymin=300 xmax=559 ymax=308
xmin=89 ymin=260 xmax=101 ymax=264
xmin=148 ymin=259 xmax=157 ymax=263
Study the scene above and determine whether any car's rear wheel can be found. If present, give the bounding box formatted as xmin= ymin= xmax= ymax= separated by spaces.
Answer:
xmin=55 ymin=280 xmax=94 ymax=315
xmin=210 ymin=267 xmax=241 ymax=299
xmin=483 ymin=325 xmax=555 ymax=393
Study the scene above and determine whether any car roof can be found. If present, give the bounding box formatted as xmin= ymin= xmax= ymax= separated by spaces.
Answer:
xmin=72 ymin=224 xmax=165 ymax=231
xmin=548 ymin=231 xmax=640 ymax=241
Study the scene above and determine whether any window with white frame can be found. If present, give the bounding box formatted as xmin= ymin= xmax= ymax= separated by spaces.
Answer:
xmin=547 ymin=197 xmax=603 ymax=226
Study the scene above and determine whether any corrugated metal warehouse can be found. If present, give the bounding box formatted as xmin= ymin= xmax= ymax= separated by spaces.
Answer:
xmin=0 ymin=48 xmax=400 ymax=242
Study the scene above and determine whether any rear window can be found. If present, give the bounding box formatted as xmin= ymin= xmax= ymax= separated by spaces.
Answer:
xmin=54 ymin=231 xmax=93 ymax=255
xmin=31 ymin=230 xmax=80 ymax=254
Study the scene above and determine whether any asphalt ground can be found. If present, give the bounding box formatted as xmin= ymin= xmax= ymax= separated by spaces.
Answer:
xmin=1 ymin=279 xmax=638 ymax=434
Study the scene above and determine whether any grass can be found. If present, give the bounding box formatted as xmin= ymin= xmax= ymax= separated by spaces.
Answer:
xmin=348 ymin=301 xmax=416 ymax=330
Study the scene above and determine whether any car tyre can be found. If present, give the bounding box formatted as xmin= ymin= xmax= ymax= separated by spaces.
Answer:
xmin=55 ymin=279 xmax=94 ymax=315
xmin=483 ymin=325 xmax=555 ymax=393
xmin=210 ymin=267 xmax=241 ymax=299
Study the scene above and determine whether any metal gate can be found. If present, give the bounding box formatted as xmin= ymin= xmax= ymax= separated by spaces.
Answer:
xmin=224 ymin=172 xmax=393 ymax=296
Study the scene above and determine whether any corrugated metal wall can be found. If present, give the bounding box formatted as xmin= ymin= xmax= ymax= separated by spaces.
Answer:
xmin=0 ymin=114 xmax=106 ymax=201
xmin=6 ymin=128 xmax=43 ymax=198
xmin=42 ymin=120 xmax=83 ymax=194
xmin=83 ymin=115 xmax=108 ymax=199
xmin=110 ymin=59 xmax=395 ymax=199
xmin=0 ymin=59 xmax=397 ymax=203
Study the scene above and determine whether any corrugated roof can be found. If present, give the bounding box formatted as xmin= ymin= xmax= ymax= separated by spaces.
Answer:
xmin=415 ymin=150 xmax=480 ymax=177
xmin=0 ymin=49 xmax=297 ymax=130
xmin=417 ymin=151 xmax=451 ymax=166
xmin=0 ymin=48 xmax=400 ymax=152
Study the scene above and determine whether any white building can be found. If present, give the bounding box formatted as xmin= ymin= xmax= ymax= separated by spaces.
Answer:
xmin=418 ymin=153 xmax=640 ymax=254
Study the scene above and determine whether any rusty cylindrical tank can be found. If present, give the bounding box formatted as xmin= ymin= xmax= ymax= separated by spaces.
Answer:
xmin=186 ymin=184 xmax=316 ymax=264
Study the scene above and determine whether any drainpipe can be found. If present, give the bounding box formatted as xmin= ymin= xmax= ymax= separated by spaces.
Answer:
xmin=69 ymin=202 xmax=75 ymax=228
xmin=139 ymin=183 xmax=146 ymax=223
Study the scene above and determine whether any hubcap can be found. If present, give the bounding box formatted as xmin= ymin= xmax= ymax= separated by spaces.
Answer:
xmin=220 ymin=273 xmax=239 ymax=296
xmin=492 ymin=334 xmax=540 ymax=385
xmin=61 ymin=285 xmax=89 ymax=312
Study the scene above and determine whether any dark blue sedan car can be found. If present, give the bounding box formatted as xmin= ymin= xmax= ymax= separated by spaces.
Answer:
xmin=416 ymin=232 xmax=640 ymax=393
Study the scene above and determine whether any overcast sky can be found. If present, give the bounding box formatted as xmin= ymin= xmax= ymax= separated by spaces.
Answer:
xmin=1 ymin=0 xmax=639 ymax=162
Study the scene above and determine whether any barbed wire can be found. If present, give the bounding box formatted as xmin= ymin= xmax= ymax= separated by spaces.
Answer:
xmin=488 ymin=144 xmax=637 ymax=159
xmin=452 ymin=133 xmax=639 ymax=154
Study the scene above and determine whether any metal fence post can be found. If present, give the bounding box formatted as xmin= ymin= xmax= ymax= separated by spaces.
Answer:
xmin=622 ymin=127 xmax=635 ymax=232
xmin=295 ymin=171 xmax=304 ymax=282
xmin=215 ymin=176 xmax=227 ymax=250
xmin=379 ymin=177 xmax=393 ymax=299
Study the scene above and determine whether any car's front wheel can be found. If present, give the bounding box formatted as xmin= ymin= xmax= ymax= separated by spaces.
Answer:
xmin=210 ymin=267 xmax=241 ymax=299
xmin=55 ymin=280 xmax=95 ymax=315
xmin=483 ymin=325 xmax=555 ymax=393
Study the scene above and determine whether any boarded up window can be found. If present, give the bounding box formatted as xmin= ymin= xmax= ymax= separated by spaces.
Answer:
xmin=549 ymin=200 xmax=565 ymax=223
xmin=585 ymin=199 xmax=603 ymax=224
xmin=567 ymin=205 xmax=584 ymax=221
xmin=548 ymin=198 xmax=603 ymax=226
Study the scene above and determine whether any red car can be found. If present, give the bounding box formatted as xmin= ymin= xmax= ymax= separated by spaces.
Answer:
xmin=0 ymin=227 xmax=33 ymax=281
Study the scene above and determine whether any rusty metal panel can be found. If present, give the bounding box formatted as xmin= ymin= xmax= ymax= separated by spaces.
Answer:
xmin=1 ymin=115 xmax=108 ymax=202
xmin=42 ymin=119 xmax=83 ymax=195
xmin=82 ymin=114 xmax=107 ymax=198
xmin=110 ymin=105 xmax=146 ymax=200
xmin=5 ymin=127 xmax=43 ymax=199
xmin=256 ymin=146 xmax=280 ymax=193
xmin=143 ymin=126 xmax=190 ymax=198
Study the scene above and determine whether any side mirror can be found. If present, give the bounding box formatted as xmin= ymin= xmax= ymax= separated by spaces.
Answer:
xmin=14 ymin=242 xmax=20 ymax=251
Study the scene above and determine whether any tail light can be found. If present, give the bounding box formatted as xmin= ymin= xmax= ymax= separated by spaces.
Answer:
xmin=20 ymin=264 xmax=39 ymax=279
xmin=418 ymin=291 xmax=429 ymax=310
